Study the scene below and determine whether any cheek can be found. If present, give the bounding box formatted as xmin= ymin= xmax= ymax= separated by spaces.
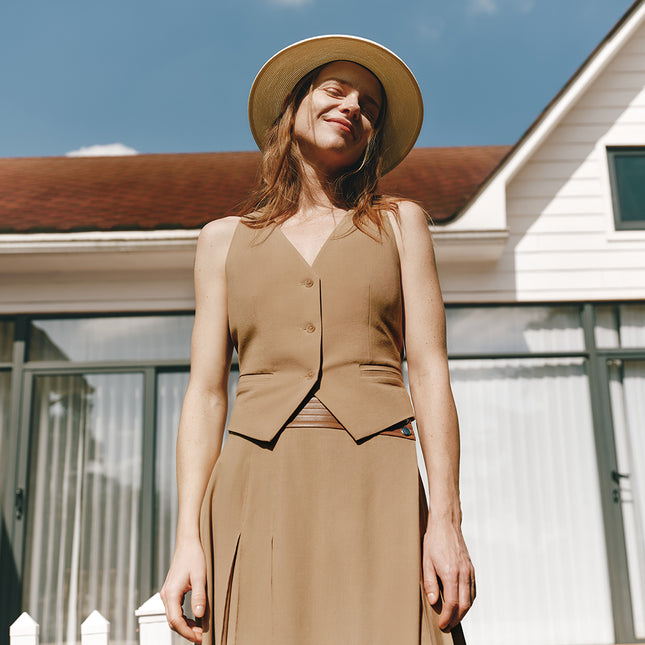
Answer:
xmin=293 ymin=105 xmax=312 ymax=140
xmin=358 ymin=121 xmax=374 ymax=146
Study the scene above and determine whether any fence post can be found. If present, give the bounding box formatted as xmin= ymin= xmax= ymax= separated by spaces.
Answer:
xmin=10 ymin=613 xmax=39 ymax=645
xmin=81 ymin=611 xmax=109 ymax=645
xmin=135 ymin=593 xmax=171 ymax=645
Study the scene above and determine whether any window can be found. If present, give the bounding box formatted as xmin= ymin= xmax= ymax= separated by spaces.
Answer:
xmin=6 ymin=314 xmax=195 ymax=645
xmin=2 ymin=313 xmax=242 ymax=645
xmin=3 ymin=306 xmax=645 ymax=644
xmin=441 ymin=306 xmax=614 ymax=644
xmin=607 ymin=146 xmax=645 ymax=230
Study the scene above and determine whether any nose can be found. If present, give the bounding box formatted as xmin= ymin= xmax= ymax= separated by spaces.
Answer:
xmin=340 ymin=92 xmax=361 ymax=120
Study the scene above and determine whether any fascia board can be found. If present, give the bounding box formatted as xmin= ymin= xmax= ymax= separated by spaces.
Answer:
xmin=0 ymin=229 xmax=200 ymax=255
xmin=432 ymin=228 xmax=510 ymax=264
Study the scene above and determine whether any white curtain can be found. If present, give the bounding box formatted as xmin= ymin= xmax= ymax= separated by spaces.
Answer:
xmin=154 ymin=372 xmax=190 ymax=590
xmin=595 ymin=304 xmax=645 ymax=349
xmin=23 ymin=373 xmax=143 ymax=645
xmin=154 ymin=364 xmax=239 ymax=591
xmin=619 ymin=305 xmax=645 ymax=348
xmin=414 ymin=357 xmax=614 ymax=645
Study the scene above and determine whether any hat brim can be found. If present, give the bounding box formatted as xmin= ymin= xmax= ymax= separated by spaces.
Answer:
xmin=248 ymin=35 xmax=423 ymax=176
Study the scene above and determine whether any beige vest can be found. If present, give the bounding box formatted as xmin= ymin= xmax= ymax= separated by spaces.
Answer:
xmin=225 ymin=210 xmax=415 ymax=442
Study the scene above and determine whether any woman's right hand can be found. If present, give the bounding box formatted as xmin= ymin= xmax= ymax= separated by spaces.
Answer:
xmin=160 ymin=538 xmax=207 ymax=643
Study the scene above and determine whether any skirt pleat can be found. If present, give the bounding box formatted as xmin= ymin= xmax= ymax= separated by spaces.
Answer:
xmin=199 ymin=422 xmax=459 ymax=645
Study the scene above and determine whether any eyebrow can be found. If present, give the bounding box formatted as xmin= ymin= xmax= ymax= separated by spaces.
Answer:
xmin=320 ymin=77 xmax=382 ymax=111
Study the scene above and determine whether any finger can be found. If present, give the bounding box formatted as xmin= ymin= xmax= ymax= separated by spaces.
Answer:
xmin=457 ymin=569 xmax=472 ymax=623
xmin=471 ymin=569 xmax=477 ymax=605
xmin=168 ymin=613 xmax=196 ymax=642
xmin=185 ymin=619 xmax=203 ymax=644
xmin=163 ymin=590 xmax=197 ymax=642
xmin=437 ymin=575 xmax=459 ymax=632
xmin=191 ymin=574 xmax=207 ymax=619
xmin=422 ymin=560 xmax=440 ymax=607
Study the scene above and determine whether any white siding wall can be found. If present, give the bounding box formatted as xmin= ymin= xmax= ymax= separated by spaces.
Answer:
xmin=439 ymin=21 xmax=645 ymax=303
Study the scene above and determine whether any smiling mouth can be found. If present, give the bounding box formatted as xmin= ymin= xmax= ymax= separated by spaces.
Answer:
xmin=326 ymin=119 xmax=355 ymax=138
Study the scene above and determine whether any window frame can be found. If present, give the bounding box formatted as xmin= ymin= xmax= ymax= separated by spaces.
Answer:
xmin=607 ymin=146 xmax=645 ymax=231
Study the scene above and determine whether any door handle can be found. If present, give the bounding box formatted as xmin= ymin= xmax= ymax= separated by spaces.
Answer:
xmin=15 ymin=488 xmax=24 ymax=520
xmin=611 ymin=470 xmax=629 ymax=485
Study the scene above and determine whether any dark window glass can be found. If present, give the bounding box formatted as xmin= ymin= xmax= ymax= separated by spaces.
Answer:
xmin=0 ymin=320 xmax=15 ymax=362
xmin=608 ymin=147 xmax=645 ymax=230
xmin=0 ymin=371 xmax=10 ymax=493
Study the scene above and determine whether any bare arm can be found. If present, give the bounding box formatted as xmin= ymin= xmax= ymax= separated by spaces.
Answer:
xmin=389 ymin=201 xmax=475 ymax=631
xmin=160 ymin=217 xmax=237 ymax=642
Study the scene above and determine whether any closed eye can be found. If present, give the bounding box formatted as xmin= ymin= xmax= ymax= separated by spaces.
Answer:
xmin=318 ymin=78 xmax=380 ymax=121
xmin=324 ymin=86 xmax=344 ymax=98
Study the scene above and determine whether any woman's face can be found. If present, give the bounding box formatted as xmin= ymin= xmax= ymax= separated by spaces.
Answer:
xmin=292 ymin=60 xmax=383 ymax=174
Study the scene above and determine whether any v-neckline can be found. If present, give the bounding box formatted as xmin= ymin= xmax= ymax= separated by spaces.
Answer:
xmin=274 ymin=210 xmax=353 ymax=269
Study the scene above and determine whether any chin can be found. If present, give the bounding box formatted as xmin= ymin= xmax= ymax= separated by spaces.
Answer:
xmin=298 ymin=138 xmax=365 ymax=174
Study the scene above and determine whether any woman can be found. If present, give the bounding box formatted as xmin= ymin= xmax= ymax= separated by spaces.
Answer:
xmin=161 ymin=35 xmax=475 ymax=645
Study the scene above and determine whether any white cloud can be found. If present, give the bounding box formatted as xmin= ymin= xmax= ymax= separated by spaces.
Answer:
xmin=468 ymin=0 xmax=534 ymax=15
xmin=65 ymin=143 xmax=139 ymax=157
xmin=417 ymin=17 xmax=446 ymax=41
xmin=267 ymin=0 xmax=312 ymax=7
xmin=469 ymin=0 xmax=497 ymax=14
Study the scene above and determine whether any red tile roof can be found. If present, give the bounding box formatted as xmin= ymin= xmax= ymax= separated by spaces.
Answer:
xmin=381 ymin=146 xmax=510 ymax=224
xmin=0 ymin=146 xmax=510 ymax=233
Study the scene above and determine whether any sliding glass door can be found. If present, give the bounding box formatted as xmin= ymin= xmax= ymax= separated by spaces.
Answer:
xmin=439 ymin=306 xmax=615 ymax=645
xmin=12 ymin=314 xmax=195 ymax=645
xmin=452 ymin=357 xmax=613 ymax=645
xmin=21 ymin=372 xmax=144 ymax=645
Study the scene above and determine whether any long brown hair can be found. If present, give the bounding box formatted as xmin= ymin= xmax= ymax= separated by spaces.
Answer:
xmin=239 ymin=63 xmax=401 ymax=239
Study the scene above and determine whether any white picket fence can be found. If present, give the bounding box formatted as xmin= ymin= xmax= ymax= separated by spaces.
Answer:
xmin=9 ymin=593 xmax=171 ymax=645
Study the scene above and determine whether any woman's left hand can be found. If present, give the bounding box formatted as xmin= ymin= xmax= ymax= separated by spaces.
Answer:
xmin=422 ymin=518 xmax=476 ymax=632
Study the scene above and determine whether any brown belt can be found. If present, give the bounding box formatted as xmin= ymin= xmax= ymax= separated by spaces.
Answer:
xmin=285 ymin=396 xmax=415 ymax=440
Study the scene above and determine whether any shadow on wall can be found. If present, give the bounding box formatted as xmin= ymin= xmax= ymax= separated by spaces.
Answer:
xmin=504 ymin=47 xmax=645 ymax=296
xmin=438 ymin=41 xmax=645 ymax=301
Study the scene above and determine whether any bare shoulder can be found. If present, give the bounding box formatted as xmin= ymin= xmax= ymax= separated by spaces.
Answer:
xmin=199 ymin=215 xmax=240 ymax=250
xmin=196 ymin=216 xmax=241 ymax=268
xmin=383 ymin=199 xmax=433 ymax=258
xmin=386 ymin=199 xmax=430 ymax=232
xmin=383 ymin=203 xmax=443 ymax=318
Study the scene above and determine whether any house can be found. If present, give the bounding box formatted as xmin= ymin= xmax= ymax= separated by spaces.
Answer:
xmin=1 ymin=0 xmax=644 ymax=643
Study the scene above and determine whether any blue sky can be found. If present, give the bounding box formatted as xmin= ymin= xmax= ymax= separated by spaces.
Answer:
xmin=0 ymin=0 xmax=636 ymax=158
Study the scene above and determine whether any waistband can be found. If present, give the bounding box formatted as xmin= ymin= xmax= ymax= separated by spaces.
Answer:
xmin=285 ymin=396 xmax=415 ymax=440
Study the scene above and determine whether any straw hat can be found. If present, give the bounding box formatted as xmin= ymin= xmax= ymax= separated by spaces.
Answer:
xmin=248 ymin=35 xmax=423 ymax=175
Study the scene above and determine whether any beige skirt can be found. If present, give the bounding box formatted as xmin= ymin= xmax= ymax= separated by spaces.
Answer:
xmin=199 ymin=397 xmax=463 ymax=645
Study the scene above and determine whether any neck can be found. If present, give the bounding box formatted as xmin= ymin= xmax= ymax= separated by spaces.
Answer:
xmin=298 ymin=156 xmax=343 ymax=212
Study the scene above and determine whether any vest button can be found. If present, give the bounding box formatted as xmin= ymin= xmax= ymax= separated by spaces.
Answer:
xmin=305 ymin=323 xmax=316 ymax=333
xmin=304 ymin=279 xmax=314 ymax=288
